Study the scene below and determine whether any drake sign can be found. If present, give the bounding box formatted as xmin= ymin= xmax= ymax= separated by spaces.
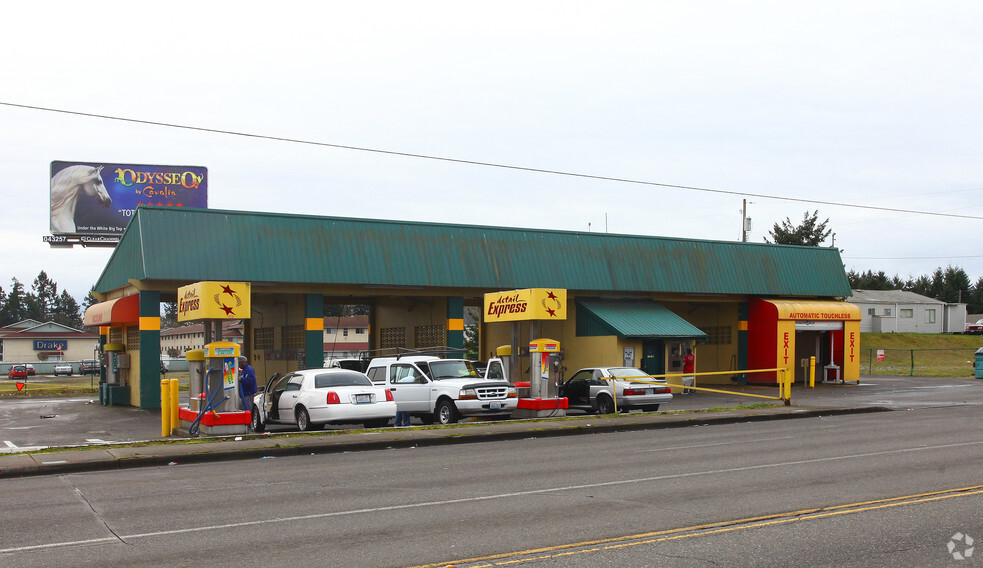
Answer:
xmin=177 ymin=281 xmax=251 ymax=321
xmin=483 ymin=289 xmax=567 ymax=322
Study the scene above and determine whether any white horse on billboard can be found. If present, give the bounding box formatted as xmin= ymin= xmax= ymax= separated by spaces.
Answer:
xmin=50 ymin=165 xmax=113 ymax=233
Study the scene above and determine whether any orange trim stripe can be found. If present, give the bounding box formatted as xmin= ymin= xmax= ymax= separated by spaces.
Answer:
xmin=306 ymin=318 xmax=324 ymax=331
xmin=139 ymin=316 xmax=161 ymax=331
xmin=447 ymin=318 xmax=464 ymax=331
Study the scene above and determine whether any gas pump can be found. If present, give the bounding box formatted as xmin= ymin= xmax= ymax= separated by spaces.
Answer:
xmin=186 ymin=349 xmax=205 ymax=412
xmin=177 ymin=342 xmax=250 ymax=436
xmin=204 ymin=341 xmax=240 ymax=412
xmin=514 ymin=338 xmax=567 ymax=418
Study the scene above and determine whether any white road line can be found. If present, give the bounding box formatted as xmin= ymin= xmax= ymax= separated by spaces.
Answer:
xmin=6 ymin=438 xmax=983 ymax=555
xmin=3 ymin=441 xmax=15 ymax=448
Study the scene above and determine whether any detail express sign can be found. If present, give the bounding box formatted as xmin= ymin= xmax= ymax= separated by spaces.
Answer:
xmin=178 ymin=281 xmax=251 ymax=322
xmin=483 ymin=288 xmax=567 ymax=322
xmin=49 ymin=160 xmax=208 ymax=238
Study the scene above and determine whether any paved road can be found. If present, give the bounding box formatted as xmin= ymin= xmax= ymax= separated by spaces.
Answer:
xmin=2 ymin=397 xmax=982 ymax=567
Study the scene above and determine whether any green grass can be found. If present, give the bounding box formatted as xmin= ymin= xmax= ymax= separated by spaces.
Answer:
xmin=0 ymin=373 xmax=190 ymax=398
xmin=861 ymin=333 xmax=983 ymax=377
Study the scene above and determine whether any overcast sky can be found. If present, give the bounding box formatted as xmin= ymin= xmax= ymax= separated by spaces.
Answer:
xmin=2 ymin=1 xmax=982 ymax=302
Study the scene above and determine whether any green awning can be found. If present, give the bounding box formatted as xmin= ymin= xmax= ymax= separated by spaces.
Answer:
xmin=575 ymin=299 xmax=708 ymax=339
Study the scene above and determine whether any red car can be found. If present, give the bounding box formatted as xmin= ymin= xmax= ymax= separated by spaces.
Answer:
xmin=966 ymin=320 xmax=983 ymax=334
xmin=8 ymin=365 xmax=28 ymax=380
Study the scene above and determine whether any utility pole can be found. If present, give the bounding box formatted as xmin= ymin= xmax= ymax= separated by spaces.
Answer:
xmin=741 ymin=199 xmax=751 ymax=242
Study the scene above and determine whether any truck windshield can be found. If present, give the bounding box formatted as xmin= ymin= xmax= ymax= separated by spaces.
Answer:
xmin=427 ymin=360 xmax=480 ymax=380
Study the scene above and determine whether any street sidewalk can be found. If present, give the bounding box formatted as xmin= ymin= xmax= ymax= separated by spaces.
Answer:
xmin=0 ymin=378 xmax=910 ymax=479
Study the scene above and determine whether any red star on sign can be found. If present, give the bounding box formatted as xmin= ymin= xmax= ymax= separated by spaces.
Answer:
xmin=221 ymin=304 xmax=235 ymax=316
xmin=221 ymin=285 xmax=236 ymax=296
xmin=547 ymin=291 xmax=558 ymax=300
xmin=547 ymin=308 xmax=557 ymax=317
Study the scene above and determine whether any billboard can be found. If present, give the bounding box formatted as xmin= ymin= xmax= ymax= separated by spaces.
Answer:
xmin=47 ymin=161 xmax=207 ymax=246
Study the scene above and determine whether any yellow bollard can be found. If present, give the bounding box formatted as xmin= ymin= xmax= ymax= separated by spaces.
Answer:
xmin=809 ymin=356 xmax=816 ymax=388
xmin=169 ymin=378 xmax=179 ymax=434
xmin=161 ymin=379 xmax=171 ymax=437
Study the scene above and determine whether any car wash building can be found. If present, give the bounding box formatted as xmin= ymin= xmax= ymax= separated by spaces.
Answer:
xmin=84 ymin=206 xmax=859 ymax=409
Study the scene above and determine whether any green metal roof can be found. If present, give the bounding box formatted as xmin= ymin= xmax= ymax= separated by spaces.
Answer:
xmin=94 ymin=206 xmax=853 ymax=297
xmin=576 ymin=298 xmax=708 ymax=338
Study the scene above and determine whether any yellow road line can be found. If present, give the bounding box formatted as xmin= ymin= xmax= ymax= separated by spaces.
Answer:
xmin=410 ymin=484 xmax=983 ymax=568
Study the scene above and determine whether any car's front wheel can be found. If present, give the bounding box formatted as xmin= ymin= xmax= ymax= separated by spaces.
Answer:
xmin=435 ymin=400 xmax=460 ymax=425
xmin=251 ymin=408 xmax=266 ymax=433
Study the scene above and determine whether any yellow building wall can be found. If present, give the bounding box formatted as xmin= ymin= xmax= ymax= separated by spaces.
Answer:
xmin=373 ymin=297 xmax=450 ymax=351
xmin=247 ymin=294 xmax=309 ymax=388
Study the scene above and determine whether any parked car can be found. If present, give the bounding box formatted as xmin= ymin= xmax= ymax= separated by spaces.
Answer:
xmin=250 ymin=368 xmax=396 ymax=432
xmin=364 ymin=356 xmax=517 ymax=425
xmin=559 ymin=367 xmax=673 ymax=414
xmin=26 ymin=364 xmax=35 ymax=376
xmin=8 ymin=365 xmax=28 ymax=380
xmin=160 ymin=361 xmax=167 ymax=374
xmin=79 ymin=359 xmax=99 ymax=375
xmin=53 ymin=363 xmax=73 ymax=376
xmin=966 ymin=320 xmax=983 ymax=334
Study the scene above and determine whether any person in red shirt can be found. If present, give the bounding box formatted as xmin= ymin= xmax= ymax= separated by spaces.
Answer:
xmin=682 ymin=348 xmax=695 ymax=394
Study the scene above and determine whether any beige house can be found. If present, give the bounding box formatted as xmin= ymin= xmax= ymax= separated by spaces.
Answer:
xmin=0 ymin=320 xmax=99 ymax=370
xmin=160 ymin=320 xmax=244 ymax=357
xmin=323 ymin=315 xmax=369 ymax=359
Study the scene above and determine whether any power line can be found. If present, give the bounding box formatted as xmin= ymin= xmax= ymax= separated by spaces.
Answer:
xmin=5 ymin=101 xmax=983 ymax=221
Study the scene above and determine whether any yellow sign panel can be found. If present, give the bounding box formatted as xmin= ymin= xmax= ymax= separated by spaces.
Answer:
xmin=483 ymin=288 xmax=567 ymax=322
xmin=769 ymin=300 xmax=860 ymax=321
xmin=178 ymin=281 xmax=251 ymax=321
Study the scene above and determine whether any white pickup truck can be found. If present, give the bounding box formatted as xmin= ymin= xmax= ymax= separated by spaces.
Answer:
xmin=364 ymin=356 xmax=517 ymax=425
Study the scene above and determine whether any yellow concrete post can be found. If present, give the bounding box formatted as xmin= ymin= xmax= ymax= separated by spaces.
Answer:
xmin=809 ymin=356 xmax=816 ymax=388
xmin=784 ymin=368 xmax=792 ymax=405
xmin=169 ymin=378 xmax=179 ymax=434
xmin=161 ymin=379 xmax=171 ymax=437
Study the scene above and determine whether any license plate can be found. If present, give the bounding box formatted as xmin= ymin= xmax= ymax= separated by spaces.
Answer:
xmin=489 ymin=401 xmax=503 ymax=410
xmin=355 ymin=394 xmax=371 ymax=404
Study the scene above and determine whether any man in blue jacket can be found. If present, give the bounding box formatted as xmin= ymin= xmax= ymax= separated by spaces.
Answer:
xmin=238 ymin=356 xmax=258 ymax=412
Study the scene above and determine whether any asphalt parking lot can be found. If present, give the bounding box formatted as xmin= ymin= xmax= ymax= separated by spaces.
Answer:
xmin=2 ymin=374 xmax=980 ymax=450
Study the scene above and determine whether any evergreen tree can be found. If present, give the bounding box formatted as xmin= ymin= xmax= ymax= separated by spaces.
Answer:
xmin=0 ymin=278 xmax=34 ymax=325
xmin=936 ymin=265 xmax=971 ymax=304
xmin=53 ymin=291 xmax=83 ymax=329
xmin=31 ymin=271 xmax=58 ymax=319
xmin=161 ymin=302 xmax=178 ymax=329
xmin=766 ymin=210 xmax=832 ymax=246
xmin=969 ymin=277 xmax=983 ymax=314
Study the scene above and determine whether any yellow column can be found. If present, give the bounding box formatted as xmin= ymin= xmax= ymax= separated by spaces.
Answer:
xmin=169 ymin=378 xmax=179 ymax=433
xmin=161 ymin=379 xmax=171 ymax=437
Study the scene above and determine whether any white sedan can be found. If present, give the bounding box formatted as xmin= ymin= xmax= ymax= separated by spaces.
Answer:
xmin=251 ymin=368 xmax=396 ymax=432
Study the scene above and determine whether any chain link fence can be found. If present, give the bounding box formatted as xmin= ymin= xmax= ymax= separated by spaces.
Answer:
xmin=860 ymin=347 xmax=980 ymax=377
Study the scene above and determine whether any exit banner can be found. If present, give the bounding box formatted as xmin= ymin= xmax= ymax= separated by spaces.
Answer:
xmin=178 ymin=281 xmax=251 ymax=321
xmin=483 ymin=288 xmax=567 ymax=322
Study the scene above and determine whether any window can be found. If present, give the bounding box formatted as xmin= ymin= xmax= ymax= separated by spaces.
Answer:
xmin=925 ymin=309 xmax=936 ymax=323
xmin=356 ymin=328 xmax=366 ymax=334
xmin=700 ymin=326 xmax=732 ymax=345
xmin=325 ymin=328 xmax=335 ymax=334
xmin=867 ymin=308 xmax=875 ymax=315
xmin=885 ymin=308 xmax=892 ymax=316
xmin=900 ymin=309 xmax=913 ymax=319
xmin=343 ymin=329 xmax=349 ymax=337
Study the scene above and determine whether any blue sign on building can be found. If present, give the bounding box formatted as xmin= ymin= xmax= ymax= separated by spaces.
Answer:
xmin=34 ymin=340 xmax=68 ymax=351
